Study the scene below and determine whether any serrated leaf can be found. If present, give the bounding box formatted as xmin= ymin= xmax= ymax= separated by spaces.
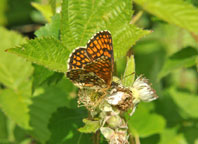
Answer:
xmin=127 ymin=103 xmax=166 ymax=137
xmin=158 ymin=47 xmax=198 ymax=80
xmin=122 ymin=55 xmax=135 ymax=87
xmin=78 ymin=119 xmax=100 ymax=133
xmin=35 ymin=14 xmax=60 ymax=39
xmin=134 ymin=0 xmax=198 ymax=32
xmin=61 ymin=0 xmax=150 ymax=60
xmin=7 ymin=37 xmax=69 ymax=72
xmin=31 ymin=2 xmax=53 ymax=22
xmin=47 ymin=107 xmax=92 ymax=144
xmin=169 ymin=87 xmax=198 ymax=118
xmin=29 ymin=79 xmax=77 ymax=143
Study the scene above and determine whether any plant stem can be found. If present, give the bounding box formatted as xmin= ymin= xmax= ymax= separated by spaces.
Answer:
xmin=93 ymin=130 xmax=100 ymax=144
xmin=130 ymin=11 xmax=143 ymax=24
xmin=135 ymin=134 xmax=140 ymax=144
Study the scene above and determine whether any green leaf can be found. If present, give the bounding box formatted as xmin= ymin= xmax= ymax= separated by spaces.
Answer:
xmin=169 ymin=87 xmax=198 ymax=118
xmin=0 ymin=27 xmax=33 ymax=129
xmin=122 ymin=55 xmax=135 ymax=87
xmin=0 ymin=89 xmax=31 ymax=129
xmin=31 ymin=2 xmax=53 ymax=22
xmin=134 ymin=0 xmax=198 ymax=33
xmin=0 ymin=0 xmax=7 ymax=25
xmin=61 ymin=0 xmax=150 ymax=60
xmin=47 ymin=107 xmax=92 ymax=144
xmin=32 ymin=64 xmax=54 ymax=89
xmin=49 ymin=0 xmax=56 ymax=14
xmin=158 ymin=47 xmax=198 ymax=80
xmin=35 ymin=14 xmax=60 ymax=39
xmin=0 ymin=110 xmax=7 ymax=140
xmin=7 ymin=37 xmax=69 ymax=72
xmin=127 ymin=103 xmax=166 ymax=137
xmin=78 ymin=119 xmax=100 ymax=133
xmin=159 ymin=128 xmax=187 ymax=144
xmin=29 ymin=79 xmax=77 ymax=143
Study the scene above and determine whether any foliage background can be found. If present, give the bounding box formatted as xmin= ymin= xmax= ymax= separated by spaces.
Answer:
xmin=0 ymin=0 xmax=198 ymax=144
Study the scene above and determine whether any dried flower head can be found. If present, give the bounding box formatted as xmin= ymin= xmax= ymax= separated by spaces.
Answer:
xmin=131 ymin=75 xmax=158 ymax=104
xmin=107 ymin=86 xmax=134 ymax=111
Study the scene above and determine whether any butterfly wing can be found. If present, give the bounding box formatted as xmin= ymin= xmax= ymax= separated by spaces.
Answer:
xmin=67 ymin=30 xmax=114 ymax=88
xmin=86 ymin=31 xmax=114 ymax=85
xmin=67 ymin=47 xmax=91 ymax=69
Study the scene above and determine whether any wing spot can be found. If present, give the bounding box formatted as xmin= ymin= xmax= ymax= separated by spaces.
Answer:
xmin=97 ymin=53 xmax=101 ymax=57
xmin=80 ymin=54 xmax=85 ymax=58
xmin=85 ymin=58 xmax=89 ymax=62
xmin=93 ymin=47 xmax=97 ymax=52
xmin=90 ymin=43 xmax=93 ymax=47
xmin=104 ymin=51 xmax=111 ymax=58
xmin=87 ymin=48 xmax=93 ymax=54
xmin=76 ymin=62 xmax=81 ymax=66
xmin=76 ymin=57 xmax=81 ymax=60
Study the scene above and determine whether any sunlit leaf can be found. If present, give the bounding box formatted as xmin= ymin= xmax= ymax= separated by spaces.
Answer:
xmin=7 ymin=37 xmax=69 ymax=72
xmin=31 ymin=2 xmax=53 ymax=22
xmin=169 ymin=87 xmax=198 ymax=118
xmin=159 ymin=128 xmax=187 ymax=144
xmin=35 ymin=14 xmax=60 ymax=39
xmin=122 ymin=55 xmax=135 ymax=87
xmin=134 ymin=0 xmax=198 ymax=32
xmin=61 ymin=0 xmax=150 ymax=60
xmin=127 ymin=103 xmax=166 ymax=137
xmin=79 ymin=119 xmax=100 ymax=133
xmin=0 ymin=27 xmax=33 ymax=129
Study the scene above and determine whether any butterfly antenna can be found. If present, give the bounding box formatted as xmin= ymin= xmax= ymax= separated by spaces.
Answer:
xmin=122 ymin=72 xmax=135 ymax=81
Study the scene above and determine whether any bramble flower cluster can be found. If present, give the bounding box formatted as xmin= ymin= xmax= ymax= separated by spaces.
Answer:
xmin=78 ymin=75 xmax=158 ymax=144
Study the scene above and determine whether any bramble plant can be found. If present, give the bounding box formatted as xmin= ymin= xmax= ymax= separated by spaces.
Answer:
xmin=0 ymin=0 xmax=198 ymax=144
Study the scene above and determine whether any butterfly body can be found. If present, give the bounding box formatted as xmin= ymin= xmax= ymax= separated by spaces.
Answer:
xmin=67 ymin=30 xmax=114 ymax=90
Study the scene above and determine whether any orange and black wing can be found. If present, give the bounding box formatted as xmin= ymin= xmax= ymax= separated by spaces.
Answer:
xmin=86 ymin=30 xmax=114 ymax=85
xmin=67 ymin=30 xmax=114 ymax=88
xmin=67 ymin=47 xmax=91 ymax=70
xmin=84 ymin=56 xmax=112 ymax=86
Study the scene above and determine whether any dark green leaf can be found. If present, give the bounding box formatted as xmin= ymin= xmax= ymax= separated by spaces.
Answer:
xmin=158 ymin=47 xmax=198 ymax=80
xmin=29 ymin=78 xmax=77 ymax=143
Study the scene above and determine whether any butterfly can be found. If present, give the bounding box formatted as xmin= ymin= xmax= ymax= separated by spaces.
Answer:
xmin=66 ymin=30 xmax=114 ymax=90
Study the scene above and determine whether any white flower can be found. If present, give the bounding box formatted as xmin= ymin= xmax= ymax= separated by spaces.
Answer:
xmin=107 ymin=91 xmax=125 ymax=105
xmin=131 ymin=75 xmax=158 ymax=104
